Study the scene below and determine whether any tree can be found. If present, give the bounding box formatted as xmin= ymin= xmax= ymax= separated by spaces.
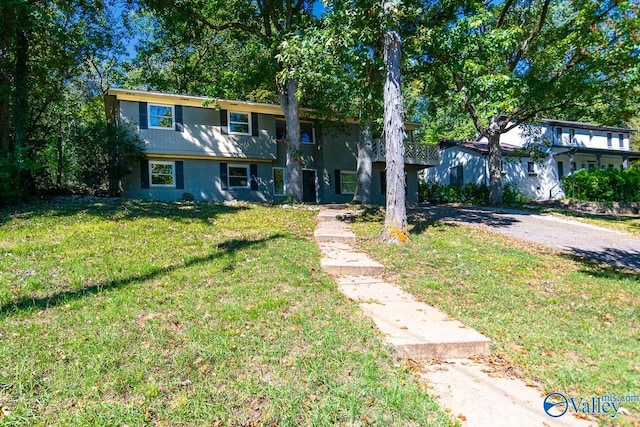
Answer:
xmin=135 ymin=0 xmax=319 ymax=202
xmin=0 ymin=0 xmax=122 ymax=202
xmin=416 ymin=0 xmax=640 ymax=205
xmin=380 ymin=0 xmax=408 ymax=243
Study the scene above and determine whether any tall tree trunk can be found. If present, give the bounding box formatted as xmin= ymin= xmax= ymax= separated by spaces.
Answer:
xmin=56 ymin=116 xmax=63 ymax=187
xmin=278 ymin=78 xmax=302 ymax=202
xmin=13 ymin=22 xmax=30 ymax=193
xmin=353 ymin=120 xmax=372 ymax=204
xmin=380 ymin=0 xmax=408 ymax=244
xmin=487 ymin=116 xmax=504 ymax=206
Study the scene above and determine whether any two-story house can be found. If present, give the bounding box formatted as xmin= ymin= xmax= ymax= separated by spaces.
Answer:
xmin=422 ymin=118 xmax=640 ymax=200
xmin=106 ymin=88 xmax=440 ymax=205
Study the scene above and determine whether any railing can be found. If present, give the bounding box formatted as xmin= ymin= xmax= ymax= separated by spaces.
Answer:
xmin=371 ymin=138 xmax=440 ymax=166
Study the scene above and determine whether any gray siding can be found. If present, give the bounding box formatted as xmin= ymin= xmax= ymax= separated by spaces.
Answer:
xmin=120 ymin=101 xmax=277 ymax=160
xmin=119 ymin=100 xmax=420 ymax=205
xmin=123 ymin=158 xmax=274 ymax=202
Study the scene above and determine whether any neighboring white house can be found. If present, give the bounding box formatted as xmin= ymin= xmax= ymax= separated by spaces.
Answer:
xmin=423 ymin=119 xmax=640 ymax=200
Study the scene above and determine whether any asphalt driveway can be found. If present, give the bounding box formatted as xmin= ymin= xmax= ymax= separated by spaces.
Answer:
xmin=413 ymin=204 xmax=640 ymax=272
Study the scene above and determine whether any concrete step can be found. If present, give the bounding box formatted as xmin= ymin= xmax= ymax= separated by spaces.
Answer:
xmin=314 ymin=227 xmax=356 ymax=244
xmin=319 ymin=243 xmax=384 ymax=276
xmin=337 ymin=276 xmax=491 ymax=359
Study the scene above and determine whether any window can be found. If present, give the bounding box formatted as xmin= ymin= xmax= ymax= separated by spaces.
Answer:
xmin=273 ymin=167 xmax=286 ymax=195
xmin=150 ymin=161 xmax=175 ymax=186
xmin=607 ymin=133 xmax=612 ymax=147
xmin=300 ymin=122 xmax=315 ymax=144
xmin=619 ymin=134 xmax=624 ymax=148
xmin=275 ymin=119 xmax=315 ymax=143
xmin=557 ymin=161 xmax=564 ymax=177
xmin=555 ymin=127 xmax=562 ymax=144
xmin=228 ymin=112 xmax=251 ymax=135
xmin=228 ymin=164 xmax=249 ymax=187
xmin=569 ymin=129 xmax=575 ymax=142
xmin=527 ymin=162 xmax=536 ymax=175
xmin=340 ymin=171 xmax=357 ymax=194
xmin=449 ymin=165 xmax=463 ymax=186
xmin=149 ymin=104 xmax=174 ymax=129
xmin=588 ymin=162 xmax=596 ymax=170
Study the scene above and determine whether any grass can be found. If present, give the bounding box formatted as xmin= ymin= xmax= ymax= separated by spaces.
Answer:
xmin=352 ymin=209 xmax=639 ymax=425
xmin=0 ymin=198 xmax=452 ymax=426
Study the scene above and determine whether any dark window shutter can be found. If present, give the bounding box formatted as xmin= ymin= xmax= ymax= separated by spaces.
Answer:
xmin=220 ymin=162 xmax=228 ymax=190
xmin=250 ymin=163 xmax=258 ymax=191
xmin=380 ymin=171 xmax=386 ymax=195
xmin=175 ymin=105 xmax=184 ymax=132
xmin=220 ymin=109 xmax=228 ymax=134
xmin=139 ymin=102 xmax=148 ymax=129
xmin=175 ymin=161 xmax=184 ymax=189
xmin=251 ymin=113 xmax=259 ymax=137
xmin=334 ymin=169 xmax=341 ymax=195
xmin=140 ymin=159 xmax=149 ymax=188
xmin=315 ymin=122 xmax=322 ymax=145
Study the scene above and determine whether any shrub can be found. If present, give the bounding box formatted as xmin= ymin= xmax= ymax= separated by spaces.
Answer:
xmin=562 ymin=166 xmax=640 ymax=202
xmin=419 ymin=181 xmax=489 ymax=204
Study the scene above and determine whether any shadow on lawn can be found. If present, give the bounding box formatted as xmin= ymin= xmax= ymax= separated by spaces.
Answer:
xmin=559 ymin=247 xmax=640 ymax=277
xmin=414 ymin=204 xmax=524 ymax=229
xmin=0 ymin=198 xmax=249 ymax=226
xmin=0 ymin=234 xmax=283 ymax=318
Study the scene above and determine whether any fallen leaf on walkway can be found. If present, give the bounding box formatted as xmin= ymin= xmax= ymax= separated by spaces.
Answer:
xmin=457 ymin=414 xmax=467 ymax=421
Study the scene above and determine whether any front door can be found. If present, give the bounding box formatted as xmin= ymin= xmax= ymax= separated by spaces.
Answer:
xmin=302 ymin=170 xmax=316 ymax=203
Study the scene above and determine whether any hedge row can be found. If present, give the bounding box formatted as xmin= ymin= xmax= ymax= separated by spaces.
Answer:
xmin=562 ymin=166 xmax=640 ymax=202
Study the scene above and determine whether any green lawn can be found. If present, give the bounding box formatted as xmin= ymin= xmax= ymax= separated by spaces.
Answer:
xmin=353 ymin=209 xmax=639 ymax=425
xmin=0 ymin=199 xmax=451 ymax=426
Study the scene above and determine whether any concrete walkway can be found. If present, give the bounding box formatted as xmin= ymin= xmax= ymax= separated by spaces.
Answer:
xmin=315 ymin=206 xmax=594 ymax=427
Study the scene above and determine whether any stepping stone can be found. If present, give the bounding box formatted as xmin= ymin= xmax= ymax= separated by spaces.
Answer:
xmin=318 ymin=243 xmax=384 ymax=276
xmin=314 ymin=226 xmax=356 ymax=243
xmin=336 ymin=276 xmax=491 ymax=359
xmin=361 ymin=301 xmax=491 ymax=359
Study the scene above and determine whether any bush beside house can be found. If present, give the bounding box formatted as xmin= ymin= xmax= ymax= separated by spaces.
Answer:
xmin=562 ymin=166 xmax=640 ymax=202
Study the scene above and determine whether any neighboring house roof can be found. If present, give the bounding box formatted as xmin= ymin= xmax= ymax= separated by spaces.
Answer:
xmin=541 ymin=118 xmax=632 ymax=133
xmin=553 ymin=146 xmax=640 ymax=160
xmin=439 ymin=140 xmax=521 ymax=155
xmin=107 ymin=87 xmax=422 ymax=130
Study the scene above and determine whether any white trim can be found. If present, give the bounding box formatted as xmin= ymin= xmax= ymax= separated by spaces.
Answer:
xmin=148 ymin=104 xmax=175 ymax=130
xmin=228 ymin=163 xmax=250 ymax=188
xmin=340 ymin=170 xmax=357 ymax=195
xmin=228 ymin=111 xmax=251 ymax=135
xmin=272 ymin=167 xmax=286 ymax=196
xmin=149 ymin=161 xmax=175 ymax=187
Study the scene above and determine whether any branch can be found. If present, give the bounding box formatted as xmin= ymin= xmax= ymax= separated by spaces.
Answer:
xmin=453 ymin=71 xmax=486 ymax=135
xmin=509 ymin=0 xmax=551 ymax=71
xmin=496 ymin=0 xmax=516 ymax=28
xmin=171 ymin=3 xmax=266 ymax=39
xmin=263 ymin=0 xmax=283 ymax=32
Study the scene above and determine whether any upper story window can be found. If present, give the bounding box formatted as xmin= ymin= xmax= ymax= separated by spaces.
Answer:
xmin=555 ymin=127 xmax=562 ymax=143
xmin=569 ymin=129 xmax=575 ymax=142
xmin=607 ymin=133 xmax=613 ymax=147
xmin=150 ymin=161 xmax=175 ymax=186
xmin=228 ymin=112 xmax=251 ymax=135
xmin=149 ymin=104 xmax=174 ymax=129
xmin=276 ymin=119 xmax=315 ymax=144
xmin=619 ymin=134 xmax=624 ymax=148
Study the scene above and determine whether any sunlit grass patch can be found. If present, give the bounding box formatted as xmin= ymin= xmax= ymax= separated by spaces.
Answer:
xmin=0 ymin=198 xmax=451 ymax=426
xmin=353 ymin=212 xmax=639 ymax=425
